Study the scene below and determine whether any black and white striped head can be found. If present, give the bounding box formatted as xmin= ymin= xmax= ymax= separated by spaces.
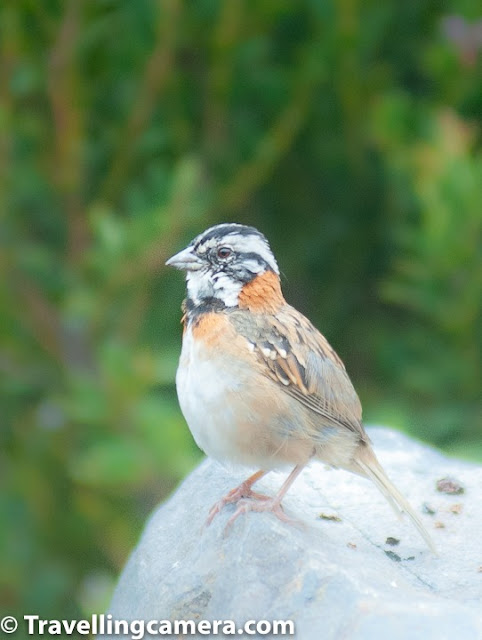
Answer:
xmin=166 ymin=223 xmax=279 ymax=307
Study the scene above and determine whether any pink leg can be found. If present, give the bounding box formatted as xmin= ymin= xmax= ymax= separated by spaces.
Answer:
xmin=226 ymin=463 xmax=307 ymax=529
xmin=206 ymin=469 xmax=269 ymax=526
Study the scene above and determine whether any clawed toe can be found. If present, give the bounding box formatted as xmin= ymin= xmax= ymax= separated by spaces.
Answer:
xmin=224 ymin=497 xmax=298 ymax=531
xmin=206 ymin=466 xmax=307 ymax=531
xmin=206 ymin=486 xmax=270 ymax=526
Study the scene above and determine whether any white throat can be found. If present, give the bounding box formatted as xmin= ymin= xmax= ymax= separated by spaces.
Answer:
xmin=186 ymin=270 xmax=243 ymax=307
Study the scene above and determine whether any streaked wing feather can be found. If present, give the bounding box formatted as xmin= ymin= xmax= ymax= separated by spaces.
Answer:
xmin=229 ymin=305 xmax=364 ymax=438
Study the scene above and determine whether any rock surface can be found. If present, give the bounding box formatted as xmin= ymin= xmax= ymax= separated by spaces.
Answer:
xmin=102 ymin=428 xmax=482 ymax=639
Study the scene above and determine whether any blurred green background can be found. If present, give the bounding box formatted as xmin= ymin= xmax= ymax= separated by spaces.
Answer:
xmin=1 ymin=0 xmax=481 ymax=621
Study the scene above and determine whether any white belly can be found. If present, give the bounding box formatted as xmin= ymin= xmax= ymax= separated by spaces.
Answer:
xmin=176 ymin=326 xmax=246 ymax=464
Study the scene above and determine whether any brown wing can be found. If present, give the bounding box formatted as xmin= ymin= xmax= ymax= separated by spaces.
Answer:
xmin=228 ymin=305 xmax=365 ymax=439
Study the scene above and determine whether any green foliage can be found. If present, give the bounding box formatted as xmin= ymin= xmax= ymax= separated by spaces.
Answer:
xmin=1 ymin=0 xmax=480 ymax=619
xmin=374 ymin=103 xmax=482 ymax=445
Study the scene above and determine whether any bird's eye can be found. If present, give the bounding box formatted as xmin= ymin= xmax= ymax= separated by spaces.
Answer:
xmin=217 ymin=246 xmax=232 ymax=259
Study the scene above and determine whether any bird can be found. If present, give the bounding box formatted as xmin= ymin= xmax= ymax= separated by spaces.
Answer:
xmin=166 ymin=223 xmax=435 ymax=551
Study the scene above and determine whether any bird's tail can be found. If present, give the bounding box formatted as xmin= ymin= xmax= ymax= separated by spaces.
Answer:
xmin=353 ymin=445 xmax=436 ymax=553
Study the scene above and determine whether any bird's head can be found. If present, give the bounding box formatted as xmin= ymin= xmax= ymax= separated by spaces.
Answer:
xmin=166 ymin=223 xmax=281 ymax=309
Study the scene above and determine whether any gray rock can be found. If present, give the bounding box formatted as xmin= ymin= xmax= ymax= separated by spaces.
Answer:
xmin=101 ymin=428 xmax=482 ymax=639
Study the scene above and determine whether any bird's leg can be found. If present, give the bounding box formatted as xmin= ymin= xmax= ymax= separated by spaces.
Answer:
xmin=226 ymin=463 xmax=306 ymax=529
xmin=206 ymin=469 xmax=268 ymax=525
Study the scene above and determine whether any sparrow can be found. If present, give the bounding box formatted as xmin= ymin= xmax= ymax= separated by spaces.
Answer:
xmin=166 ymin=223 xmax=435 ymax=551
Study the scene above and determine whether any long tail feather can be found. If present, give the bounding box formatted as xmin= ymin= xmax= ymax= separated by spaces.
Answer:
xmin=354 ymin=447 xmax=436 ymax=553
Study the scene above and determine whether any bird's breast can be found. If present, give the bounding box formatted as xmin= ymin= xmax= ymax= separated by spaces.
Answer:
xmin=176 ymin=314 xmax=245 ymax=463
xmin=175 ymin=312 xmax=314 ymax=469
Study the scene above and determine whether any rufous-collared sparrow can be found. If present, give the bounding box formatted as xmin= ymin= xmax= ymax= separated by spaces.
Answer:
xmin=166 ymin=223 xmax=435 ymax=551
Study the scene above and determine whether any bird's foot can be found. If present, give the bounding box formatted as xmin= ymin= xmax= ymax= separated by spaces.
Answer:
xmin=206 ymin=482 xmax=270 ymax=526
xmin=224 ymin=497 xmax=297 ymax=531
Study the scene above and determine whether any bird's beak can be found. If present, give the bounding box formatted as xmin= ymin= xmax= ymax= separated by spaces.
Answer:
xmin=165 ymin=246 xmax=204 ymax=271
